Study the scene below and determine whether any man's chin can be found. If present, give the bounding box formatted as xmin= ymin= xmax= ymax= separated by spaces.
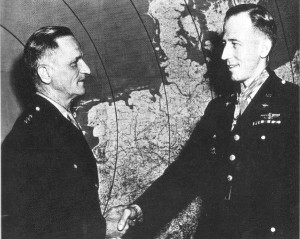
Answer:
xmin=76 ymin=88 xmax=86 ymax=96
xmin=80 ymin=89 xmax=86 ymax=95
xmin=228 ymin=68 xmax=241 ymax=81
xmin=76 ymin=83 xmax=86 ymax=94
xmin=229 ymin=73 xmax=241 ymax=82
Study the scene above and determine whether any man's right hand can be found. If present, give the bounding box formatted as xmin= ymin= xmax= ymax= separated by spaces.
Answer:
xmin=104 ymin=204 xmax=142 ymax=238
xmin=118 ymin=204 xmax=143 ymax=231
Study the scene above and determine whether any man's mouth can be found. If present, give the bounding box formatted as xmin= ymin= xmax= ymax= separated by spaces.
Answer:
xmin=227 ymin=64 xmax=238 ymax=70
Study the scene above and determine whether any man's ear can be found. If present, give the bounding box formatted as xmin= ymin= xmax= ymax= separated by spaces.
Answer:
xmin=37 ymin=65 xmax=51 ymax=84
xmin=260 ymin=38 xmax=272 ymax=58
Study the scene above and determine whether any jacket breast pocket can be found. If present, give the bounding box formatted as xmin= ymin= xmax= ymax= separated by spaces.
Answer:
xmin=249 ymin=123 xmax=286 ymax=166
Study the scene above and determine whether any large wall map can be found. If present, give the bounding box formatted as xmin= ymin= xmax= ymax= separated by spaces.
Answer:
xmin=74 ymin=0 xmax=299 ymax=238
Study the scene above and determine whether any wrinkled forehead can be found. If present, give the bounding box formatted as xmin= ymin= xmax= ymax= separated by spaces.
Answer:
xmin=41 ymin=35 xmax=81 ymax=63
xmin=54 ymin=35 xmax=81 ymax=53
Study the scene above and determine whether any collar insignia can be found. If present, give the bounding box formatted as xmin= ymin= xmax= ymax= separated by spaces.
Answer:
xmin=265 ymin=93 xmax=272 ymax=98
xmin=261 ymin=103 xmax=269 ymax=108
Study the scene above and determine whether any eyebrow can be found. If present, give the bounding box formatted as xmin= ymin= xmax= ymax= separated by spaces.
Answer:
xmin=223 ymin=38 xmax=240 ymax=43
xmin=72 ymin=54 xmax=83 ymax=63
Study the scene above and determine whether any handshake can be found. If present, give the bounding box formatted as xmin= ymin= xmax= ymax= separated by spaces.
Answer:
xmin=104 ymin=204 xmax=143 ymax=239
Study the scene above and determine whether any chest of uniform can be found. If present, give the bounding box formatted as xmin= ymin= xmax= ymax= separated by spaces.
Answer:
xmin=207 ymin=115 xmax=287 ymax=204
xmin=232 ymin=110 xmax=286 ymax=156
xmin=43 ymin=126 xmax=98 ymax=187
xmin=209 ymin=104 xmax=287 ymax=174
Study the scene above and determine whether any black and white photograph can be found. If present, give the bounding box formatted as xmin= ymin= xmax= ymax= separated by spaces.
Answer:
xmin=1 ymin=0 xmax=299 ymax=238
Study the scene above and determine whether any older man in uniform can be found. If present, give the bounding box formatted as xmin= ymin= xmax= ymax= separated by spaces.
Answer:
xmin=2 ymin=26 xmax=106 ymax=238
xmin=116 ymin=4 xmax=299 ymax=239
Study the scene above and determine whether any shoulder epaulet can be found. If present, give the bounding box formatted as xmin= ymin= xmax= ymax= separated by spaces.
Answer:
xmin=278 ymin=77 xmax=299 ymax=95
xmin=21 ymin=105 xmax=42 ymax=125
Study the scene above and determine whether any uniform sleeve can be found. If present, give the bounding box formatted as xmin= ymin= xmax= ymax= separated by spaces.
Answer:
xmin=2 ymin=120 xmax=66 ymax=239
xmin=125 ymin=99 xmax=220 ymax=239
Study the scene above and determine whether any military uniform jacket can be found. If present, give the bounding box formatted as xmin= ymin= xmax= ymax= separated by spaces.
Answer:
xmin=2 ymin=95 xmax=106 ymax=239
xmin=129 ymin=71 xmax=299 ymax=239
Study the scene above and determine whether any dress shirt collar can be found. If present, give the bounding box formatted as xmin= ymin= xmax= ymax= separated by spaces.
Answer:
xmin=239 ymin=69 xmax=269 ymax=102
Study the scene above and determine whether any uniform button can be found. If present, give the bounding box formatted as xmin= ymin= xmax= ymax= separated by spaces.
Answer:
xmin=82 ymin=131 xmax=87 ymax=135
xmin=234 ymin=134 xmax=240 ymax=141
xmin=229 ymin=154 xmax=236 ymax=161
xmin=281 ymin=80 xmax=286 ymax=84
xmin=213 ymin=134 xmax=216 ymax=139
xmin=227 ymin=175 xmax=233 ymax=181
xmin=261 ymin=135 xmax=266 ymax=140
xmin=270 ymin=227 xmax=276 ymax=233
xmin=73 ymin=164 xmax=78 ymax=169
xmin=36 ymin=106 xmax=40 ymax=111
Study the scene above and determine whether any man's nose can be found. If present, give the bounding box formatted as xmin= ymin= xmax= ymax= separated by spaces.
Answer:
xmin=221 ymin=43 xmax=230 ymax=61
xmin=79 ymin=59 xmax=91 ymax=75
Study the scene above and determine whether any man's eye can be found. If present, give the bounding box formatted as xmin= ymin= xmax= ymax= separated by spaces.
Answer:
xmin=232 ymin=42 xmax=239 ymax=47
xmin=71 ymin=62 xmax=78 ymax=68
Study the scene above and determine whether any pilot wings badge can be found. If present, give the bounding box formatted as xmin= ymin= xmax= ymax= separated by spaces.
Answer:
xmin=260 ymin=113 xmax=281 ymax=120
xmin=252 ymin=113 xmax=281 ymax=126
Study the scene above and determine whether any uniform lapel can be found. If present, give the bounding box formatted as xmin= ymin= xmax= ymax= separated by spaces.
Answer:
xmin=33 ymin=95 xmax=83 ymax=135
xmin=224 ymin=94 xmax=237 ymax=131
xmin=233 ymin=73 xmax=277 ymax=131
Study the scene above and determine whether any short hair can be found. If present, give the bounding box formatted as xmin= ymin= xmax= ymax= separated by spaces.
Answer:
xmin=23 ymin=26 xmax=74 ymax=87
xmin=225 ymin=4 xmax=277 ymax=49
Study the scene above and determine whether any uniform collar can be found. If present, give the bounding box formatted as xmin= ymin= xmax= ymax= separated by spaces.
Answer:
xmin=36 ymin=92 xmax=70 ymax=120
xmin=240 ymin=69 xmax=269 ymax=100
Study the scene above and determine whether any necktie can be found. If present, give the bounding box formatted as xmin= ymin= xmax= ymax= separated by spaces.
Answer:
xmin=67 ymin=112 xmax=81 ymax=130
